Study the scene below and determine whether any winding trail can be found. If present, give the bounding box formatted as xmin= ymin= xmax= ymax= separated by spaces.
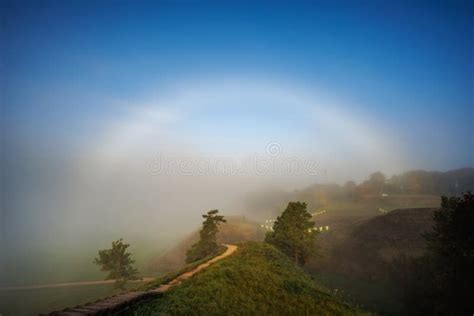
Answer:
xmin=49 ymin=244 xmax=238 ymax=315
xmin=152 ymin=244 xmax=237 ymax=293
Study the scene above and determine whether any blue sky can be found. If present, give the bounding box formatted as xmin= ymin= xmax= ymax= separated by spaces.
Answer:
xmin=2 ymin=0 xmax=473 ymax=169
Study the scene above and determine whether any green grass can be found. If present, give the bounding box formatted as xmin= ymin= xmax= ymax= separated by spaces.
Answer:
xmin=126 ymin=242 xmax=369 ymax=315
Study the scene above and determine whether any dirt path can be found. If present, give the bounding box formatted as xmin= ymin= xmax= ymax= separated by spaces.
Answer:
xmin=152 ymin=244 xmax=238 ymax=293
xmin=50 ymin=244 xmax=238 ymax=315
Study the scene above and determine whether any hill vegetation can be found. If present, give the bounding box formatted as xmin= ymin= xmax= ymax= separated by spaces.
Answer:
xmin=127 ymin=242 xmax=367 ymax=315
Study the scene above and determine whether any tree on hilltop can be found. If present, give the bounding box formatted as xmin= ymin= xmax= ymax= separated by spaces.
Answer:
xmin=186 ymin=209 xmax=226 ymax=263
xmin=265 ymin=201 xmax=318 ymax=265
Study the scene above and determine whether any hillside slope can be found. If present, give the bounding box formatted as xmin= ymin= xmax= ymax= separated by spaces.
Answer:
xmin=129 ymin=242 xmax=367 ymax=315
xmin=310 ymin=207 xmax=436 ymax=279
xmin=146 ymin=216 xmax=264 ymax=275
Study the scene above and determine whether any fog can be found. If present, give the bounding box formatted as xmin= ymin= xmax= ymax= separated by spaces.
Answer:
xmin=0 ymin=77 xmax=462 ymax=285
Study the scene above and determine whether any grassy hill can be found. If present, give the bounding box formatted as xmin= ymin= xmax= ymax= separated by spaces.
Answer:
xmin=128 ymin=242 xmax=368 ymax=315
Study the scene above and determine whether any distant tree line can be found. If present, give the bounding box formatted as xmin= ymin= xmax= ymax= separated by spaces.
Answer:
xmin=244 ymin=168 xmax=474 ymax=216
xmin=349 ymin=168 xmax=474 ymax=196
